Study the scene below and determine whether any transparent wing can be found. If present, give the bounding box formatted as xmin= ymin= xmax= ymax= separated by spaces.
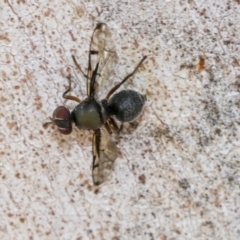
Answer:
xmin=92 ymin=128 xmax=117 ymax=185
xmin=88 ymin=23 xmax=117 ymax=98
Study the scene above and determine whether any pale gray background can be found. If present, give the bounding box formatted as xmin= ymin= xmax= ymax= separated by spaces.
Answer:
xmin=0 ymin=0 xmax=240 ymax=239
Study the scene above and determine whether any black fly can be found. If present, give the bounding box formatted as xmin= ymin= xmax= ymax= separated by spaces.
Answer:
xmin=44 ymin=23 xmax=147 ymax=185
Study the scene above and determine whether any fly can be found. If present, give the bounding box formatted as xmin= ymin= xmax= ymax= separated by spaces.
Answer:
xmin=43 ymin=23 xmax=147 ymax=185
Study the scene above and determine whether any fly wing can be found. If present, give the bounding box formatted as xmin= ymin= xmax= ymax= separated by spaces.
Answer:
xmin=88 ymin=23 xmax=117 ymax=98
xmin=92 ymin=128 xmax=117 ymax=185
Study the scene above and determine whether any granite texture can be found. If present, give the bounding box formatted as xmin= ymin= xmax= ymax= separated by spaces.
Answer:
xmin=0 ymin=0 xmax=240 ymax=239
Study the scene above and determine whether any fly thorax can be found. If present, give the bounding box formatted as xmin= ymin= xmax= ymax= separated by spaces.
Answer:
xmin=72 ymin=99 xmax=107 ymax=130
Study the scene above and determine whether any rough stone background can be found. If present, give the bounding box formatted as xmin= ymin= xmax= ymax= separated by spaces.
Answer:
xmin=1 ymin=0 xmax=240 ymax=239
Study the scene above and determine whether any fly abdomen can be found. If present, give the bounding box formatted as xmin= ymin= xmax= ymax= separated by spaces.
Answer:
xmin=107 ymin=89 xmax=146 ymax=122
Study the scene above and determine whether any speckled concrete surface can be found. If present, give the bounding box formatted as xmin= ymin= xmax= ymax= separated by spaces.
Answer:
xmin=1 ymin=0 xmax=240 ymax=239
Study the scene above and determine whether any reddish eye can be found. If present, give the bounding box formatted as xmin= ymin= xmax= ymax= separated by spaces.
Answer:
xmin=53 ymin=106 xmax=72 ymax=135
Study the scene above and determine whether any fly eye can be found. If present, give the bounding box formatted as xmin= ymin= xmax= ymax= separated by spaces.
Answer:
xmin=53 ymin=106 xmax=72 ymax=135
